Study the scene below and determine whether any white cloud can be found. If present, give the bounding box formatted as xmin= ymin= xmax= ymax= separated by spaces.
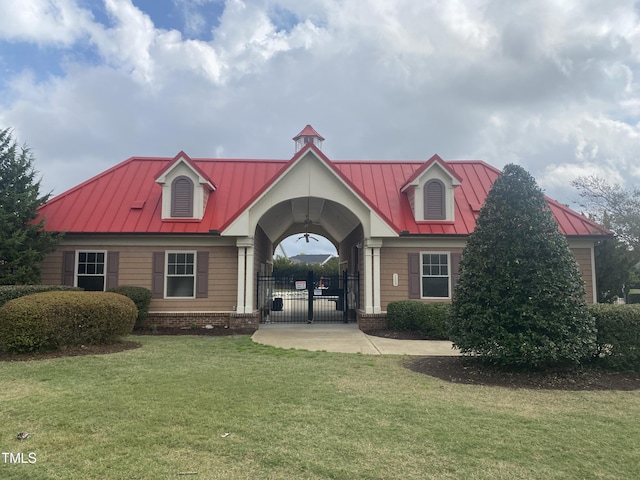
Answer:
xmin=0 ymin=0 xmax=95 ymax=45
xmin=0 ymin=0 xmax=640 ymax=239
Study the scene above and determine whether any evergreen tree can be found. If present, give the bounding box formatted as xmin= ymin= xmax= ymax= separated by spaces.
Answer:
xmin=572 ymin=177 xmax=640 ymax=300
xmin=593 ymin=213 xmax=638 ymax=302
xmin=450 ymin=164 xmax=596 ymax=368
xmin=0 ymin=128 xmax=61 ymax=284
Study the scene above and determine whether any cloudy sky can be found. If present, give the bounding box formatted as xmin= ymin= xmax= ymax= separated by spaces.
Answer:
xmin=1 ymin=0 xmax=639 ymax=256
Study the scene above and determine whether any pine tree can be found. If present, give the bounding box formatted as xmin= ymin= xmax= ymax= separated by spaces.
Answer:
xmin=450 ymin=164 xmax=596 ymax=368
xmin=0 ymin=128 xmax=61 ymax=284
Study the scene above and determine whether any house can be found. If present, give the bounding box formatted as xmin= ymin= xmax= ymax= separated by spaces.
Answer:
xmin=37 ymin=125 xmax=610 ymax=330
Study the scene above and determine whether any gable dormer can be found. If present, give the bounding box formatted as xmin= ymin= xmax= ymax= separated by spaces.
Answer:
xmin=155 ymin=152 xmax=216 ymax=220
xmin=401 ymin=155 xmax=461 ymax=223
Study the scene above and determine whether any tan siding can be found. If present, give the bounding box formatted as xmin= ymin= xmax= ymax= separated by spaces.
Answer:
xmin=380 ymin=246 xmax=464 ymax=309
xmin=379 ymin=245 xmax=596 ymax=310
xmin=41 ymin=249 xmax=64 ymax=285
xmin=41 ymin=243 xmax=239 ymax=312
xmin=571 ymin=247 xmax=594 ymax=303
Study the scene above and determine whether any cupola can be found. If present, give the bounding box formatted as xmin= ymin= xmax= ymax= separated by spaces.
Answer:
xmin=293 ymin=124 xmax=325 ymax=152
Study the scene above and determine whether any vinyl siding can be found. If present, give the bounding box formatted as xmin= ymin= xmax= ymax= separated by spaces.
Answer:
xmin=41 ymin=243 xmax=238 ymax=312
xmin=379 ymin=245 xmax=596 ymax=310
xmin=380 ymin=246 xmax=464 ymax=309
xmin=571 ymin=247 xmax=594 ymax=302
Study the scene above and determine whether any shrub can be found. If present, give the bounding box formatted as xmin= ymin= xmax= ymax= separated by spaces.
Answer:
xmin=0 ymin=291 xmax=137 ymax=353
xmin=387 ymin=301 xmax=450 ymax=339
xmin=0 ymin=284 xmax=82 ymax=307
xmin=450 ymin=164 xmax=596 ymax=369
xmin=590 ymin=303 xmax=640 ymax=371
xmin=108 ymin=285 xmax=152 ymax=327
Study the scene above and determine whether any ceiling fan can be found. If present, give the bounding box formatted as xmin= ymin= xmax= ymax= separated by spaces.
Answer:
xmin=297 ymin=198 xmax=320 ymax=243
xmin=297 ymin=230 xmax=319 ymax=243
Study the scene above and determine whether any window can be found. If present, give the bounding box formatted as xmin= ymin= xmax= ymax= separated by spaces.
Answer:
xmin=171 ymin=176 xmax=194 ymax=217
xmin=166 ymin=252 xmax=196 ymax=297
xmin=422 ymin=253 xmax=449 ymax=298
xmin=424 ymin=179 xmax=445 ymax=220
xmin=77 ymin=251 xmax=106 ymax=291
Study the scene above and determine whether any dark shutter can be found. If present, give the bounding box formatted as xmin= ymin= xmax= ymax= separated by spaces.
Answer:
xmin=196 ymin=251 xmax=209 ymax=298
xmin=424 ymin=180 xmax=445 ymax=220
xmin=451 ymin=253 xmax=462 ymax=291
xmin=171 ymin=176 xmax=194 ymax=217
xmin=152 ymin=252 xmax=165 ymax=298
xmin=62 ymin=251 xmax=75 ymax=286
xmin=106 ymin=252 xmax=119 ymax=290
xmin=408 ymin=253 xmax=421 ymax=299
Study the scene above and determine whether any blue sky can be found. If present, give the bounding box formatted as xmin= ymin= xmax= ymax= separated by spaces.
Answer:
xmin=2 ymin=0 xmax=640 ymax=256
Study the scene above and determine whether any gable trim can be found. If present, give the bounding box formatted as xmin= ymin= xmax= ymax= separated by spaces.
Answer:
xmin=219 ymin=143 xmax=399 ymax=238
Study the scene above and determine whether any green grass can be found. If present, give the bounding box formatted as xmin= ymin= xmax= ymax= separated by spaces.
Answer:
xmin=1 ymin=335 xmax=639 ymax=479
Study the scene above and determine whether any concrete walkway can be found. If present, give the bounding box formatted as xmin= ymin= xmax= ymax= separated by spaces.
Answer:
xmin=251 ymin=323 xmax=459 ymax=356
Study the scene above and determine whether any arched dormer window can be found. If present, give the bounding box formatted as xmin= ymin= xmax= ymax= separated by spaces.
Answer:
xmin=424 ymin=179 xmax=445 ymax=220
xmin=171 ymin=176 xmax=194 ymax=217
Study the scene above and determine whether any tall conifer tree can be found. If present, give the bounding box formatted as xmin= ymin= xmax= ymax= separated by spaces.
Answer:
xmin=0 ymin=128 xmax=61 ymax=284
xmin=450 ymin=164 xmax=596 ymax=368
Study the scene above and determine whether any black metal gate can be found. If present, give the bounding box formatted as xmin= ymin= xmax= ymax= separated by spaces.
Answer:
xmin=257 ymin=271 xmax=359 ymax=324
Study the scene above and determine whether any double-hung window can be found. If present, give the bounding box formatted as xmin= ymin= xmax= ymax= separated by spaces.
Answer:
xmin=166 ymin=252 xmax=196 ymax=298
xmin=422 ymin=253 xmax=450 ymax=298
xmin=77 ymin=251 xmax=106 ymax=291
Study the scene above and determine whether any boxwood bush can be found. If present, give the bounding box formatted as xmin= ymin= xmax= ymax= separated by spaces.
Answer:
xmin=0 ymin=291 xmax=137 ymax=354
xmin=0 ymin=285 xmax=82 ymax=307
xmin=387 ymin=301 xmax=450 ymax=339
xmin=108 ymin=285 xmax=152 ymax=327
xmin=590 ymin=303 xmax=640 ymax=371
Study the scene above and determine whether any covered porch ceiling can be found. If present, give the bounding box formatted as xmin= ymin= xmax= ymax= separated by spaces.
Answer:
xmin=257 ymin=197 xmax=361 ymax=248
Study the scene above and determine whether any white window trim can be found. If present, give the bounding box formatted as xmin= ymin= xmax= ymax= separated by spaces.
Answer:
xmin=420 ymin=251 xmax=451 ymax=299
xmin=165 ymin=250 xmax=197 ymax=299
xmin=75 ymin=250 xmax=107 ymax=292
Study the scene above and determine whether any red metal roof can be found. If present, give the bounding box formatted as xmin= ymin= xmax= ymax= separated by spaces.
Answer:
xmin=400 ymin=154 xmax=464 ymax=190
xmin=37 ymin=147 xmax=609 ymax=237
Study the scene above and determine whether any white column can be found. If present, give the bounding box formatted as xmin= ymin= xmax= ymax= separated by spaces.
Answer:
xmin=364 ymin=244 xmax=373 ymax=314
xmin=364 ymin=238 xmax=383 ymax=314
xmin=236 ymin=238 xmax=254 ymax=314
xmin=245 ymin=243 xmax=255 ymax=312
xmin=373 ymin=242 xmax=382 ymax=314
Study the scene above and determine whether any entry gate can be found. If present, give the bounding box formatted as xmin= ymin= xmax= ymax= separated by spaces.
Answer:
xmin=257 ymin=271 xmax=359 ymax=324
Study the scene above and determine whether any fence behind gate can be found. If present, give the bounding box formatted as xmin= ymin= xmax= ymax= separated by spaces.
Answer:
xmin=257 ymin=271 xmax=359 ymax=324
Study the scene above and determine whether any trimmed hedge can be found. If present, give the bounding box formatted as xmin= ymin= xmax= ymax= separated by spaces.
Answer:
xmin=108 ymin=285 xmax=152 ymax=327
xmin=387 ymin=301 xmax=450 ymax=339
xmin=0 ymin=291 xmax=137 ymax=354
xmin=0 ymin=285 xmax=82 ymax=307
xmin=590 ymin=303 xmax=640 ymax=371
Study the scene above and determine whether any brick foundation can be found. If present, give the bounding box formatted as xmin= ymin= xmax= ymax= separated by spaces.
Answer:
xmin=145 ymin=311 xmax=259 ymax=330
xmin=356 ymin=311 xmax=388 ymax=330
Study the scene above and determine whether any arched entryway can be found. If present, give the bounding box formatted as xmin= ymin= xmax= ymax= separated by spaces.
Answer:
xmin=255 ymin=197 xmax=362 ymax=323
xmin=225 ymin=143 xmax=396 ymax=319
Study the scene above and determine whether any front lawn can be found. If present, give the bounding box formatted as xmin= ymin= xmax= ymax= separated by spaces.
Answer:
xmin=1 ymin=335 xmax=639 ymax=479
